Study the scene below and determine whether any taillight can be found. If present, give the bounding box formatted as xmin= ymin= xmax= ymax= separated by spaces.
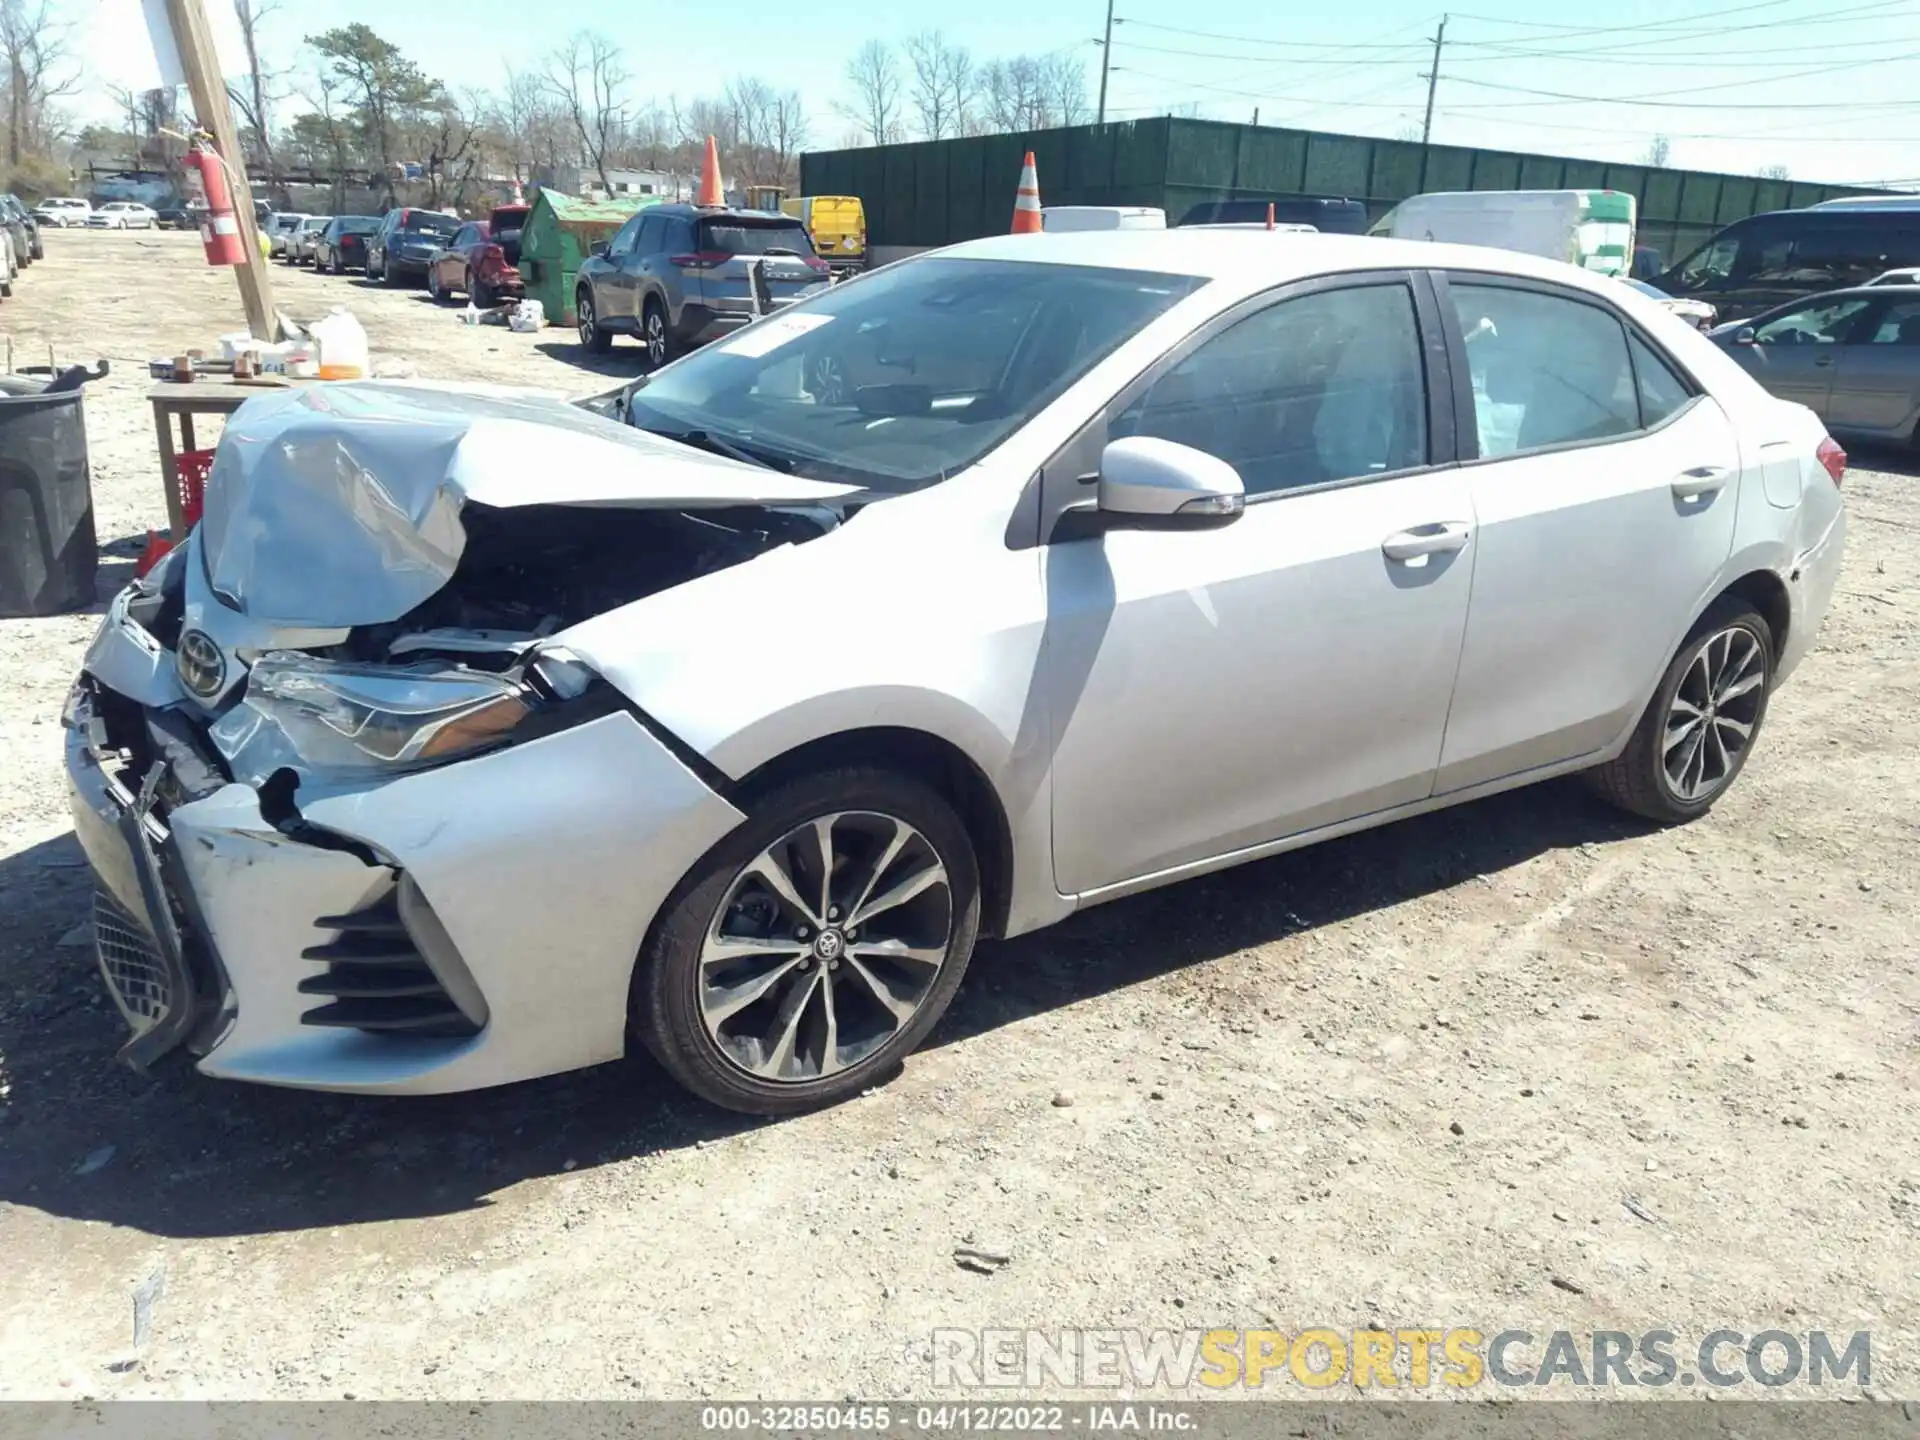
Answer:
xmin=1816 ymin=436 xmax=1847 ymax=488
xmin=476 ymin=242 xmax=505 ymax=275
xmin=803 ymin=256 xmax=830 ymax=274
xmin=669 ymin=250 xmax=731 ymax=270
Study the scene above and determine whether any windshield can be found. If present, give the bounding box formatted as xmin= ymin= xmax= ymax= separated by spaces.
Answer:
xmin=337 ymin=216 xmax=379 ymax=234
xmin=625 ymin=257 xmax=1206 ymax=495
xmin=404 ymin=212 xmax=458 ymax=236
xmin=700 ymin=221 xmax=816 ymax=257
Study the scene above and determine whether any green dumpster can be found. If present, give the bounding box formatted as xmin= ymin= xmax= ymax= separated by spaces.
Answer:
xmin=518 ymin=191 xmax=653 ymax=328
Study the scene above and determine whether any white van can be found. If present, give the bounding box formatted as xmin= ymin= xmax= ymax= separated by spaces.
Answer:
xmin=1041 ymin=206 xmax=1167 ymax=233
xmin=1369 ymin=189 xmax=1637 ymax=277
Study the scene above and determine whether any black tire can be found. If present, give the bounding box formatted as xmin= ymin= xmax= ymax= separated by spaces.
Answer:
xmin=632 ymin=766 xmax=982 ymax=1115
xmin=470 ymin=273 xmax=494 ymax=309
xmin=426 ymin=263 xmax=444 ymax=301
xmin=642 ymin=298 xmax=674 ymax=370
xmin=329 ymin=251 xmax=344 ymax=275
xmin=383 ymin=257 xmax=405 ymax=286
xmin=1586 ymin=595 xmax=1775 ymax=824
xmin=576 ymin=288 xmax=612 ymax=353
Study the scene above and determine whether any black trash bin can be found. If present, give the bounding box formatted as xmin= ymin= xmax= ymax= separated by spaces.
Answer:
xmin=0 ymin=363 xmax=103 ymax=617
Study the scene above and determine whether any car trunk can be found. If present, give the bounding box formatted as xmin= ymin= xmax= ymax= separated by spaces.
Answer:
xmin=488 ymin=208 xmax=530 ymax=268
xmin=692 ymin=218 xmax=824 ymax=317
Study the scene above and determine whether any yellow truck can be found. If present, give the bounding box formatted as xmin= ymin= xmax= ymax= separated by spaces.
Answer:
xmin=780 ymin=195 xmax=867 ymax=275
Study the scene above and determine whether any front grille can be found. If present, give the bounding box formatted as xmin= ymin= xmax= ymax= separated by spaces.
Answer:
xmin=299 ymin=886 xmax=479 ymax=1037
xmin=94 ymin=889 xmax=172 ymax=1032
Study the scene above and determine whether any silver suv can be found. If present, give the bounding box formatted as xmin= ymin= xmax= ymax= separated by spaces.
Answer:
xmin=574 ymin=204 xmax=830 ymax=366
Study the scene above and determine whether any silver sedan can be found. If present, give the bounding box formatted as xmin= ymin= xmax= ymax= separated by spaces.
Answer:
xmin=1711 ymin=283 xmax=1920 ymax=446
xmin=64 ymin=233 xmax=1846 ymax=1113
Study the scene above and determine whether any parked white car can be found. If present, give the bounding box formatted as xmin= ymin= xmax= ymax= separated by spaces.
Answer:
xmin=64 ymin=233 xmax=1846 ymax=1114
xmin=87 ymin=202 xmax=156 ymax=230
xmin=33 ymin=196 xmax=91 ymax=228
xmin=265 ymin=211 xmax=309 ymax=255
xmin=1864 ymin=267 xmax=1920 ymax=287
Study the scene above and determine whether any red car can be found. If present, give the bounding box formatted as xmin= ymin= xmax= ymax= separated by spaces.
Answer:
xmin=425 ymin=205 xmax=528 ymax=307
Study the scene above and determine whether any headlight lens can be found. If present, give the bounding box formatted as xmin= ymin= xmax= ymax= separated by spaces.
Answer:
xmin=209 ymin=652 xmax=534 ymax=782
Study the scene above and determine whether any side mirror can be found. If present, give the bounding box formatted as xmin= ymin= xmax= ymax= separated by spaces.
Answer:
xmin=1734 ymin=326 xmax=1757 ymax=346
xmin=1097 ymin=436 xmax=1244 ymax=526
xmin=590 ymin=241 xmax=609 ymax=259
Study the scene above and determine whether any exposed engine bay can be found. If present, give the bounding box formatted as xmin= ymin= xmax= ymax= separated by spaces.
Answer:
xmin=336 ymin=502 xmax=839 ymax=667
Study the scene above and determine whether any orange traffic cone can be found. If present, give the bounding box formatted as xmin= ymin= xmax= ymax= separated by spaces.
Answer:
xmin=697 ymin=135 xmax=724 ymax=208
xmin=1265 ymin=202 xmax=1276 ymax=231
xmin=1011 ymin=151 xmax=1042 ymax=234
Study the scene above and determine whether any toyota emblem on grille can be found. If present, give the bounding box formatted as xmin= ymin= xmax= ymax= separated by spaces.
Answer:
xmin=176 ymin=629 xmax=225 ymax=698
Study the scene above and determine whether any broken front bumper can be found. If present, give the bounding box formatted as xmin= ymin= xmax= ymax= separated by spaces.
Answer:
xmin=64 ymin=618 xmax=747 ymax=1095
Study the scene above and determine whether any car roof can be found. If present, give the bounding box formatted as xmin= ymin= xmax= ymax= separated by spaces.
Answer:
xmin=648 ymin=203 xmax=802 ymax=222
xmin=937 ymin=229 xmax=1643 ymax=306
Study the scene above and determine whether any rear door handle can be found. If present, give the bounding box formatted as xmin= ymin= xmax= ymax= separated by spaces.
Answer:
xmin=1671 ymin=465 xmax=1732 ymax=499
xmin=1381 ymin=522 xmax=1471 ymax=562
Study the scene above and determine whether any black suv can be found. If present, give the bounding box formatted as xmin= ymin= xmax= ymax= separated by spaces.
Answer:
xmin=573 ymin=204 xmax=830 ymax=365
xmin=366 ymin=206 xmax=461 ymax=285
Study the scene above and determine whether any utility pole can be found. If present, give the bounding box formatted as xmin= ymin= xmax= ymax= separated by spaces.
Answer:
xmin=1097 ymin=0 xmax=1116 ymax=125
xmin=163 ymin=0 xmax=280 ymax=340
xmin=1420 ymin=13 xmax=1448 ymax=148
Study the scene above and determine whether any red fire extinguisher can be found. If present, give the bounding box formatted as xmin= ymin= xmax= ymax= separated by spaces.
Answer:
xmin=183 ymin=137 xmax=247 ymax=268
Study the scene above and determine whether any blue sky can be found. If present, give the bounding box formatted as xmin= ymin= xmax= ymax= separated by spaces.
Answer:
xmin=78 ymin=0 xmax=1920 ymax=186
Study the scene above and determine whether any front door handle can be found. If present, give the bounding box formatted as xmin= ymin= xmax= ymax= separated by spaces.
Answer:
xmin=1671 ymin=465 xmax=1732 ymax=500
xmin=1381 ymin=522 xmax=1471 ymax=562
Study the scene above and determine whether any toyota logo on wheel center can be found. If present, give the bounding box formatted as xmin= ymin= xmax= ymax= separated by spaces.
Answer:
xmin=812 ymin=929 xmax=844 ymax=962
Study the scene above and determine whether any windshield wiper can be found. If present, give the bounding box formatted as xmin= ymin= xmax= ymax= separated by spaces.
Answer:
xmin=644 ymin=427 xmax=797 ymax=473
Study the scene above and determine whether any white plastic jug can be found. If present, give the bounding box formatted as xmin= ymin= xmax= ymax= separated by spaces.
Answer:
xmin=509 ymin=299 xmax=544 ymax=333
xmin=311 ymin=308 xmax=368 ymax=381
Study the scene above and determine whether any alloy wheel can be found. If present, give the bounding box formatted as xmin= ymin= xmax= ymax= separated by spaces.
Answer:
xmin=1664 ymin=625 xmax=1767 ymax=802
xmin=577 ymin=294 xmax=596 ymax=347
xmin=808 ymin=353 xmax=850 ymax=404
xmin=645 ymin=309 xmax=667 ymax=367
xmin=698 ymin=811 xmax=953 ymax=1083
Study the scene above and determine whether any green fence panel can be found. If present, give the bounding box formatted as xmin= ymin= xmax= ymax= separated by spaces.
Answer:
xmin=1238 ymin=126 xmax=1309 ymax=194
xmin=1519 ymin=154 xmax=1565 ymax=190
xmin=1601 ymin=163 xmax=1648 ymax=199
xmin=913 ymin=143 xmax=949 ymax=246
xmin=1471 ymin=152 xmax=1521 ymax=190
xmin=1111 ymin=118 xmax=1170 ymax=188
xmin=1677 ymin=172 xmax=1721 ymax=224
xmin=1165 ymin=119 xmax=1237 ymax=187
xmin=1421 ymin=145 xmax=1475 ymax=193
xmin=1715 ymin=176 xmax=1757 ymax=226
xmin=1160 ymin=185 xmax=1222 ymax=226
xmin=1562 ymin=159 xmax=1607 ymax=191
xmin=1753 ymin=179 xmax=1791 ymax=214
xmin=1067 ymin=124 xmax=1117 ymax=196
xmin=881 ymin=146 xmax=917 ymax=245
xmin=946 ymin=136 xmax=987 ymax=243
xmin=1303 ymin=133 xmax=1370 ymax=196
xmin=1368 ymin=140 xmax=1424 ymax=205
xmin=1031 ymin=128 xmax=1072 ymax=207
xmin=1639 ymin=168 xmax=1683 ymax=222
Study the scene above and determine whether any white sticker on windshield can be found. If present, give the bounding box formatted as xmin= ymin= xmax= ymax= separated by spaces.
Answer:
xmin=716 ymin=312 xmax=834 ymax=359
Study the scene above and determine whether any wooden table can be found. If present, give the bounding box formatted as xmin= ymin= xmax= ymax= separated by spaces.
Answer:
xmin=149 ymin=379 xmax=310 ymax=538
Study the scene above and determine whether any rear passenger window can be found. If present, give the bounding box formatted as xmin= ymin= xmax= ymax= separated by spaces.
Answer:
xmin=1450 ymin=282 xmax=1637 ymax=458
xmin=1628 ymin=334 xmax=1693 ymax=428
xmin=1114 ymin=283 xmax=1428 ymax=495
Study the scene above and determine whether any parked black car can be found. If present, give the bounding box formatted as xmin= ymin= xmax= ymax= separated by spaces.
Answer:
xmin=1652 ymin=201 xmax=1920 ymax=322
xmin=0 ymin=194 xmax=39 ymax=263
xmin=153 ymin=201 xmax=201 ymax=230
xmin=1175 ymin=195 xmax=1370 ymax=234
xmin=312 ymin=215 xmax=381 ymax=274
xmin=366 ymin=206 xmax=460 ymax=285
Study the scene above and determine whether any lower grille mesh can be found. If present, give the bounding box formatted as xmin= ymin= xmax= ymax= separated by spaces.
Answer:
xmin=94 ymin=889 xmax=172 ymax=1032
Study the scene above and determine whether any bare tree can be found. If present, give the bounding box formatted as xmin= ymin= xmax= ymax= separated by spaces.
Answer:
xmin=1038 ymin=50 xmax=1090 ymax=128
xmin=102 ymin=83 xmax=145 ymax=169
xmin=838 ymin=39 xmax=902 ymax=146
xmin=1641 ymin=134 xmax=1672 ymax=168
xmin=1759 ymin=163 xmax=1791 ymax=181
xmin=0 ymin=0 xmax=79 ymax=165
xmin=904 ymin=30 xmax=976 ymax=140
xmin=544 ymin=30 xmax=627 ymax=193
xmin=229 ymin=0 xmax=283 ymax=179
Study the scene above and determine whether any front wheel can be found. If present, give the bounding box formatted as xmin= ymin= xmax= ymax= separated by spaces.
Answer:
xmin=426 ymin=264 xmax=443 ymax=301
xmin=576 ymin=289 xmax=612 ymax=353
xmin=1586 ymin=596 xmax=1775 ymax=824
xmin=633 ymin=767 xmax=981 ymax=1115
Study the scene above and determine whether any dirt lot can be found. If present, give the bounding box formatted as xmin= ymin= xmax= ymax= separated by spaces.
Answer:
xmin=0 ymin=230 xmax=1914 ymax=1402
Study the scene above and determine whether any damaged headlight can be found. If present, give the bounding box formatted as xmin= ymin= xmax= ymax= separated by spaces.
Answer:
xmin=210 ymin=652 xmax=535 ymax=781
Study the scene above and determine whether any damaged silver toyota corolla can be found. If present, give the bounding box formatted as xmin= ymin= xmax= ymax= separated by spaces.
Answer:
xmin=64 ymin=236 xmax=1845 ymax=1112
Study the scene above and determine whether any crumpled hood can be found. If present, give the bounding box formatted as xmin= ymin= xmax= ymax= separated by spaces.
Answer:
xmin=197 ymin=382 xmax=856 ymax=628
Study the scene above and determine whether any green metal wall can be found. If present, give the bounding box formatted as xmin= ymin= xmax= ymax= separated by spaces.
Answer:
xmin=801 ymin=117 xmax=1887 ymax=269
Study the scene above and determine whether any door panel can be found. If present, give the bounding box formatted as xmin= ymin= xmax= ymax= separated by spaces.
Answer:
xmin=1824 ymin=297 xmax=1920 ymax=438
xmin=1438 ymin=399 xmax=1741 ymax=791
xmin=1047 ymin=476 xmax=1475 ymax=894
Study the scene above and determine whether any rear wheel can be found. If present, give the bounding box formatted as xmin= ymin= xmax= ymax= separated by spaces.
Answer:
xmin=470 ymin=273 xmax=494 ymax=309
xmin=329 ymin=250 xmax=344 ymax=275
xmin=642 ymin=299 xmax=672 ymax=370
xmin=1586 ymin=596 xmax=1774 ymax=824
xmin=632 ymin=767 xmax=981 ymax=1115
xmin=576 ymin=288 xmax=612 ymax=352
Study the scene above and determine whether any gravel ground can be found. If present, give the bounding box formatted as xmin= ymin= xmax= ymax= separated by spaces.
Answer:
xmin=0 ymin=231 xmax=1915 ymax=1403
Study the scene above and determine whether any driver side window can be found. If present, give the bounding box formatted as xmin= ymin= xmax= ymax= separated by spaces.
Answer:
xmin=607 ymin=213 xmax=644 ymax=258
xmin=1112 ymin=283 xmax=1428 ymax=496
xmin=1754 ymin=297 xmax=1872 ymax=346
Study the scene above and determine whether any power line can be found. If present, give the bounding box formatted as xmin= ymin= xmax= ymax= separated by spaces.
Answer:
xmin=1438 ymin=51 xmax=1920 ymax=109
